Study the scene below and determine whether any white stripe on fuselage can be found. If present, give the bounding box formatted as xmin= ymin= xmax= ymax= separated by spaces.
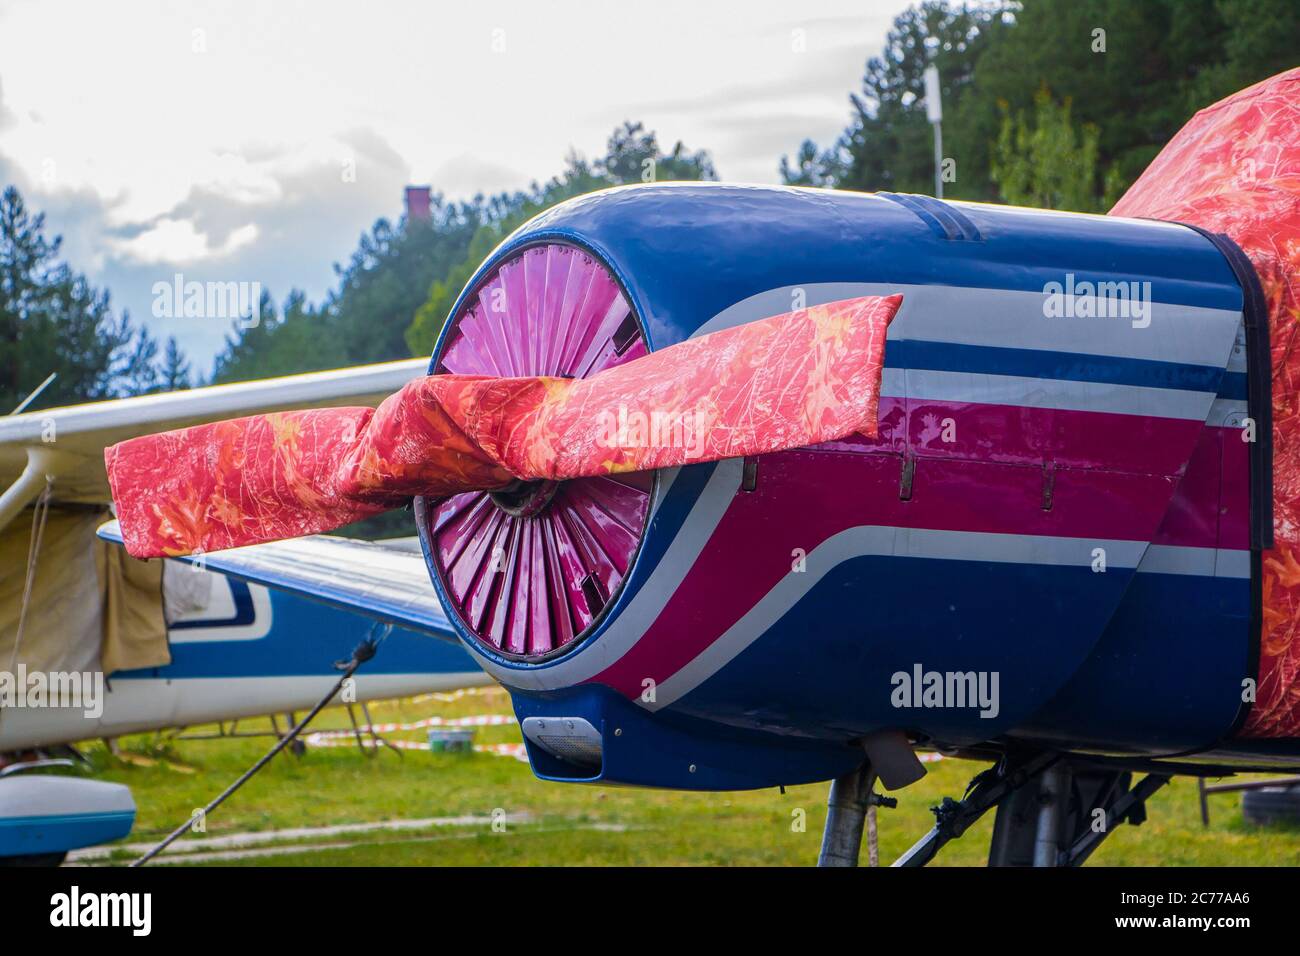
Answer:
xmin=884 ymin=367 xmax=1215 ymax=421
xmin=697 ymin=282 xmax=1242 ymax=370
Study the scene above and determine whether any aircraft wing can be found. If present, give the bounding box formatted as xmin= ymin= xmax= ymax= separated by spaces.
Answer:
xmin=0 ymin=358 xmax=428 ymax=515
xmin=97 ymin=520 xmax=461 ymax=644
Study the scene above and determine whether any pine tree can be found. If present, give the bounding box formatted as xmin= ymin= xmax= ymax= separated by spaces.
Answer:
xmin=0 ymin=185 xmax=184 ymax=409
xmin=158 ymin=336 xmax=192 ymax=391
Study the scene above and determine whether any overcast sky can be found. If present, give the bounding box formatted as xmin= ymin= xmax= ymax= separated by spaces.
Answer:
xmin=0 ymin=0 xmax=910 ymax=371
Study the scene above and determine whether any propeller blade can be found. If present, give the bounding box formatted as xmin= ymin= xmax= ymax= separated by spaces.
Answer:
xmin=106 ymin=293 xmax=900 ymax=559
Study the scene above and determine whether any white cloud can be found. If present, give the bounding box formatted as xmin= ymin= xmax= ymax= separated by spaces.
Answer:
xmin=115 ymin=218 xmax=259 ymax=264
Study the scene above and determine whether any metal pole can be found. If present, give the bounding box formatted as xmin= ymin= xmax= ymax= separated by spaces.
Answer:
xmin=924 ymin=64 xmax=943 ymax=200
xmin=933 ymin=121 xmax=944 ymax=199
xmin=9 ymin=371 xmax=57 ymax=415
xmin=1032 ymin=763 xmax=1069 ymax=866
xmin=818 ymin=762 xmax=876 ymax=867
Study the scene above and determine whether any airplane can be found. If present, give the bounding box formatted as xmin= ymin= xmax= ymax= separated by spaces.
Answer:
xmin=100 ymin=67 xmax=1300 ymax=866
xmin=0 ymin=361 xmax=491 ymax=866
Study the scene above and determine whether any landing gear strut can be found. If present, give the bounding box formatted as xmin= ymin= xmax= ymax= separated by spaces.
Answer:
xmin=988 ymin=762 xmax=1170 ymax=866
xmin=818 ymin=763 xmax=891 ymax=867
xmin=817 ymin=752 xmax=1170 ymax=867
xmin=816 ymin=730 xmax=924 ymax=867
xmin=894 ymin=753 xmax=1057 ymax=866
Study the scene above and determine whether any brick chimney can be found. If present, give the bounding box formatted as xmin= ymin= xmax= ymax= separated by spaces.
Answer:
xmin=404 ymin=185 xmax=432 ymax=224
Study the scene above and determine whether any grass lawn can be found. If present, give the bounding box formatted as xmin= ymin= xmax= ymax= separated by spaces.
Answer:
xmin=74 ymin=686 xmax=1300 ymax=866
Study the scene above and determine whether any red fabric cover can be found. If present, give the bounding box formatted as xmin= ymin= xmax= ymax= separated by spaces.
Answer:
xmin=107 ymin=294 xmax=900 ymax=560
xmin=1111 ymin=68 xmax=1300 ymax=737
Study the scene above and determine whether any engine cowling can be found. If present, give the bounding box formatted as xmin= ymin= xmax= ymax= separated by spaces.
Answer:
xmin=415 ymin=183 xmax=1254 ymax=790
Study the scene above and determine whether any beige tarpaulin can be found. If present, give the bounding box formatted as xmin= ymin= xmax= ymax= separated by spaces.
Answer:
xmin=0 ymin=506 xmax=170 ymax=675
xmin=100 ymin=525 xmax=170 ymax=675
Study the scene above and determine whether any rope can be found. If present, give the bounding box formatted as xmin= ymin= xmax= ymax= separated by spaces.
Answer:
xmin=8 ymin=479 xmax=53 ymax=673
xmin=131 ymin=628 xmax=388 ymax=866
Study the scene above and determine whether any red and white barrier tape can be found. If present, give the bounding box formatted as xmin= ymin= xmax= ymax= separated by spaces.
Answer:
xmin=306 ymin=713 xmax=516 ymax=740
xmin=409 ymin=687 xmax=502 ymax=705
xmin=300 ymin=734 xmax=529 ymax=763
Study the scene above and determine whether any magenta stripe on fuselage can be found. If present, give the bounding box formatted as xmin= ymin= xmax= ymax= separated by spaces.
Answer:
xmin=827 ymin=396 xmax=1208 ymax=474
xmin=588 ymin=407 xmax=1246 ymax=700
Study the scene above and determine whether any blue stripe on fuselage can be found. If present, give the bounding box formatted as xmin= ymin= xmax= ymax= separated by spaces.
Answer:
xmin=887 ymin=340 xmax=1238 ymax=398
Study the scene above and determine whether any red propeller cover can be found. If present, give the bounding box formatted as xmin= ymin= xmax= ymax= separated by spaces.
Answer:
xmin=1112 ymin=68 xmax=1300 ymax=737
xmin=105 ymin=294 xmax=900 ymax=561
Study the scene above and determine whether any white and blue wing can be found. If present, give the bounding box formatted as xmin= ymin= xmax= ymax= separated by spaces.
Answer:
xmin=97 ymin=521 xmax=459 ymax=644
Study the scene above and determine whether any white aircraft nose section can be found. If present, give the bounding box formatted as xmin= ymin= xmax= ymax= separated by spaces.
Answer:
xmin=0 ymin=773 xmax=135 ymax=860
